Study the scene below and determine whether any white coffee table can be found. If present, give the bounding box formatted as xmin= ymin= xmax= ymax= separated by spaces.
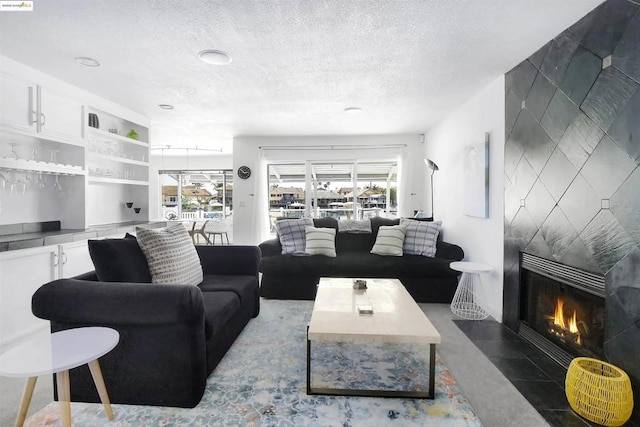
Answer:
xmin=449 ymin=261 xmax=493 ymax=320
xmin=0 ymin=327 xmax=119 ymax=427
xmin=307 ymin=277 xmax=441 ymax=399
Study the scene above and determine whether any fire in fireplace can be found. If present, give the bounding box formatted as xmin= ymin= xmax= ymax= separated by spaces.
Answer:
xmin=548 ymin=298 xmax=582 ymax=346
xmin=519 ymin=253 xmax=605 ymax=366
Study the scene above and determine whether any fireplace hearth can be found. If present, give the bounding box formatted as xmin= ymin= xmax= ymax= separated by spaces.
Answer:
xmin=519 ymin=253 xmax=605 ymax=368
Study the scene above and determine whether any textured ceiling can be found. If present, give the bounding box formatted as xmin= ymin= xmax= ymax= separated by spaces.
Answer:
xmin=0 ymin=0 xmax=603 ymax=152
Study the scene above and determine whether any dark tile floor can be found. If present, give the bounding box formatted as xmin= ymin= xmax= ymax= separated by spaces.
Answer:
xmin=454 ymin=319 xmax=639 ymax=427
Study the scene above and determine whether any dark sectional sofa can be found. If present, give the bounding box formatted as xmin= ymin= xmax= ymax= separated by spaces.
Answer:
xmin=259 ymin=217 xmax=464 ymax=302
xmin=32 ymin=244 xmax=261 ymax=408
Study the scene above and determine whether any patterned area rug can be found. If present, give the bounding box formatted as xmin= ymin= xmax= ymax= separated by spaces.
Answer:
xmin=27 ymin=300 xmax=481 ymax=426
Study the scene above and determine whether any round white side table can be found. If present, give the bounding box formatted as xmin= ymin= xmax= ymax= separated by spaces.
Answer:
xmin=0 ymin=327 xmax=119 ymax=427
xmin=449 ymin=261 xmax=493 ymax=320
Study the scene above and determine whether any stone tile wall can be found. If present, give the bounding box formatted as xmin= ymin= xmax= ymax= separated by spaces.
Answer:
xmin=503 ymin=0 xmax=640 ymax=408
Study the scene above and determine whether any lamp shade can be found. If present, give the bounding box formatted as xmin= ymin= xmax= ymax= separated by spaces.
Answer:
xmin=425 ymin=158 xmax=439 ymax=171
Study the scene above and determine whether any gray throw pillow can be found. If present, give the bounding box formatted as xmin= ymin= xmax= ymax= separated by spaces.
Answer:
xmin=275 ymin=218 xmax=313 ymax=254
xmin=135 ymin=223 xmax=203 ymax=285
xmin=400 ymin=218 xmax=442 ymax=257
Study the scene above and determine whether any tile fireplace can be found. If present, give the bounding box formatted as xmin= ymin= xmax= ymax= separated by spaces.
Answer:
xmin=519 ymin=253 xmax=605 ymax=367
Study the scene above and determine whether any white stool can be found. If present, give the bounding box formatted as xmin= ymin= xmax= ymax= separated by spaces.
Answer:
xmin=449 ymin=261 xmax=493 ymax=320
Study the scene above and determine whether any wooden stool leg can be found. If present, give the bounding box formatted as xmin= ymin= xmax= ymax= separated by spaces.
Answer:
xmin=15 ymin=376 xmax=37 ymax=427
xmin=56 ymin=370 xmax=71 ymax=427
xmin=88 ymin=359 xmax=114 ymax=420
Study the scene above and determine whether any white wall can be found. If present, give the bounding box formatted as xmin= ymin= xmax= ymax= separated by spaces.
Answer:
xmin=425 ymin=76 xmax=505 ymax=321
xmin=147 ymin=151 xmax=233 ymax=221
xmin=232 ymin=134 xmax=423 ymax=245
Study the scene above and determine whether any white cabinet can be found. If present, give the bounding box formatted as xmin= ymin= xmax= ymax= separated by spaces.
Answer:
xmin=58 ymin=240 xmax=94 ymax=278
xmin=0 ymin=246 xmax=58 ymax=349
xmin=37 ymin=86 xmax=84 ymax=143
xmin=0 ymin=72 xmax=37 ymax=134
xmin=0 ymin=240 xmax=97 ymax=349
xmin=0 ymin=72 xmax=84 ymax=146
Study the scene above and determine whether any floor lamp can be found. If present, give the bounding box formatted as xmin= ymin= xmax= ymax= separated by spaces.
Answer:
xmin=425 ymin=158 xmax=439 ymax=219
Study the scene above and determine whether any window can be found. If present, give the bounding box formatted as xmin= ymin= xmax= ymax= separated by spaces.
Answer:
xmin=159 ymin=170 xmax=233 ymax=220
xmin=267 ymin=161 xmax=397 ymax=234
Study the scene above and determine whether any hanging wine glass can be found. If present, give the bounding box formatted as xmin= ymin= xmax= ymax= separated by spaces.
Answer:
xmin=37 ymin=172 xmax=47 ymax=189
xmin=0 ymin=172 xmax=6 ymax=190
xmin=10 ymin=173 xmax=26 ymax=195
xmin=50 ymin=150 xmax=59 ymax=164
xmin=8 ymin=143 xmax=20 ymax=160
xmin=54 ymin=175 xmax=64 ymax=192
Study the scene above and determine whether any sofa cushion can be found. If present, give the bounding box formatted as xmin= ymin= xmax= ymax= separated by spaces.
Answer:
xmin=313 ymin=217 xmax=338 ymax=230
xmin=135 ymin=223 xmax=203 ymax=286
xmin=331 ymin=253 xmax=398 ymax=277
xmin=260 ymin=253 xmax=333 ymax=276
xmin=198 ymin=275 xmax=257 ymax=305
xmin=305 ymin=227 xmax=336 ymax=257
xmin=275 ymin=217 xmax=313 ymax=254
xmin=393 ymin=255 xmax=459 ymax=277
xmin=336 ymin=232 xmax=376 ymax=253
xmin=371 ymin=225 xmax=407 ymax=256
xmin=400 ymin=218 xmax=442 ymax=257
xmin=88 ymin=237 xmax=152 ymax=283
xmin=201 ymin=290 xmax=240 ymax=339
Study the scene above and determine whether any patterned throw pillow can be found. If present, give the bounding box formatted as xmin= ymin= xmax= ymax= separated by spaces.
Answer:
xmin=135 ymin=223 xmax=203 ymax=285
xmin=305 ymin=226 xmax=337 ymax=257
xmin=370 ymin=224 xmax=407 ymax=256
xmin=275 ymin=218 xmax=313 ymax=254
xmin=400 ymin=218 xmax=442 ymax=257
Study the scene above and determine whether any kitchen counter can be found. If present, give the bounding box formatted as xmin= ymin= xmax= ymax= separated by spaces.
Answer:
xmin=0 ymin=221 xmax=167 ymax=252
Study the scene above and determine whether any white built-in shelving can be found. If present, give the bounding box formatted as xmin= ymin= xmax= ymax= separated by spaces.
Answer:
xmin=0 ymin=64 xmax=151 ymax=228
xmin=84 ymin=107 xmax=150 ymax=226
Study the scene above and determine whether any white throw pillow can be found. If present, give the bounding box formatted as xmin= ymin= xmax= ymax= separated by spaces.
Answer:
xmin=400 ymin=218 xmax=442 ymax=257
xmin=305 ymin=226 xmax=336 ymax=257
xmin=370 ymin=224 xmax=407 ymax=256
xmin=275 ymin=217 xmax=314 ymax=254
xmin=135 ymin=223 xmax=203 ymax=285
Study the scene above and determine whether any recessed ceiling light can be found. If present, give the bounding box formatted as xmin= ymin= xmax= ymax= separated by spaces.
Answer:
xmin=343 ymin=107 xmax=362 ymax=114
xmin=198 ymin=50 xmax=232 ymax=65
xmin=74 ymin=56 xmax=100 ymax=67
xmin=158 ymin=104 xmax=174 ymax=110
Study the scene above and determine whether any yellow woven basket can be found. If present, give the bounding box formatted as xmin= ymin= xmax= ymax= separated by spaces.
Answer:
xmin=565 ymin=357 xmax=634 ymax=426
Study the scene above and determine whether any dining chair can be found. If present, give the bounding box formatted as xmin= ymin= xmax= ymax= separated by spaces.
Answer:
xmin=188 ymin=220 xmax=211 ymax=245
xmin=206 ymin=216 xmax=232 ymax=245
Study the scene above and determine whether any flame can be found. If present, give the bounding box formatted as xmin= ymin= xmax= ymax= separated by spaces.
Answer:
xmin=554 ymin=299 xmax=566 ymax=329
xmin=552 ymin=298 xmax=582 ymax=345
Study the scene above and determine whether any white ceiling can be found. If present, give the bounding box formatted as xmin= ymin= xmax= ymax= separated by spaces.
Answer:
xmin=0 ymin=0 xmax=602 ymax=153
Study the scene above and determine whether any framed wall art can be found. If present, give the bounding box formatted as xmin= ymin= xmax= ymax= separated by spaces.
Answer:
xmin=463 ymin=132 xmax=489 ymax=218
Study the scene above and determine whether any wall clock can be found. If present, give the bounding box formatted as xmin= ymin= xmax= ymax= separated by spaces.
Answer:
xmin=237 ymin=165 xmax=252 ymax=179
